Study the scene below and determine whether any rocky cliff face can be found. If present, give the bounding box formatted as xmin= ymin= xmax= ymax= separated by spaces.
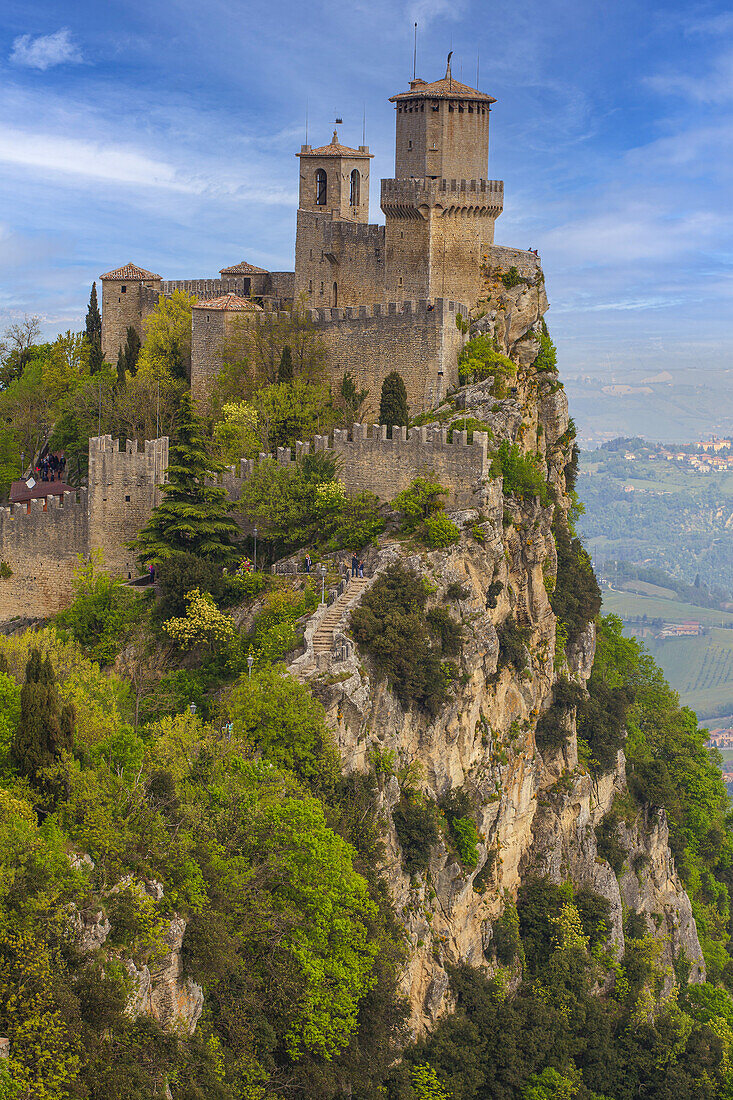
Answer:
xmin=301 ymin=257 xmax=705 ymax=1035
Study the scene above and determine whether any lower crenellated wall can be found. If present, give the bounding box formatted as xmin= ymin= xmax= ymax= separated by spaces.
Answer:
xmin=0 ymin=493 xmax=89 ymax=620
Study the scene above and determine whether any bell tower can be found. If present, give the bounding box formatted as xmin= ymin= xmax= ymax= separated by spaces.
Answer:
xmin=381 ymin=58 xmax=503 ymax=306
xmin=296 ymin=129 xmax=372 ymax=223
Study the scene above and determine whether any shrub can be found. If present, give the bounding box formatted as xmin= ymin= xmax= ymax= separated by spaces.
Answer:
xmin=533 ymin=328 xmax=557 ymax=373
xmin=351 ymin=564 xmax=456 ymax=713
xmin=492 ymin=900 xmax=522 ymax=964
xmin=550 ymin=513 xmax=601 ymax=647
xmin=595 ymin=808 xmax=628 ymax=874
xmin=57 ymin=553 xmax=139 ymax=663
xmin=486 ymin=580 xmax=503 ymax=609
xmin=496 ymin=617 xmax=529 ymax=673
xmin=534 ymin=678 xmax=584 ymax=753
xmin=499 ymin=266 xmax=526 ymax=289
xmin=451 ymin=817 xmax=479 ymax=869
xmin=393 ymin=793 xmax=440 ymax=874
xmin=162 ymin=588 xmax=237 ymax=654
xmin=447 ymin=417 xmax=494 ymax=442
xmin=491 ymin=441 xmax=550 ymax=505
xmin=424 ymin=512 xmax=460 ymax=549
xmin=154 ymin=552 xmax=231 ymax=621
xmin=426 ymin=608 xmax=463 ymax=657
xmin=458 ymin=335 xmax=516 ymax=385
xmin=392 ymin=477 xmax=448 ymax=530
xmin=445 ymin=581 xmax=469 ymax=601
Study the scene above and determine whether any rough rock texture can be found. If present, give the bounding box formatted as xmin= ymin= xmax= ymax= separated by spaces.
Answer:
xmin=299 ymin=258 xmax=705 ymax=1036
xmin=125 ymin=918 xmax=204 ymax=1036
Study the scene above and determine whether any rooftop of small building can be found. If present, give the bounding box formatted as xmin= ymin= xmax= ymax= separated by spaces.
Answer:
xmin=298 ymin=129 xmax=373 ymax=158
xmin=390 ymin=58 xmax=495 ymax=104
xmin=100 ymin=262 xmax=162 ymax=281
xmin=193 ymin=293 xmax=263 ymax=311
xmin=9 ymin=479 xmax=76 ymax=503
xmin=219 ymin=260 xmax=269 ymax=275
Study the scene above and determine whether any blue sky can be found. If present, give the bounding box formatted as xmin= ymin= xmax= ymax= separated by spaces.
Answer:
xmin=1 ymin=0 xmax=732 ymax=378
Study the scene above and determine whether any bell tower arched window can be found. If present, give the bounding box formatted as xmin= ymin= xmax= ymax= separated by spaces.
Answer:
xmin=315 ymin=169 xmax=327 ymax=206
xmin=350 ymin=169 xmax=360 ymax=208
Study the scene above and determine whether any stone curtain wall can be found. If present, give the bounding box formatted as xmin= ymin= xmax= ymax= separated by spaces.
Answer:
xmin=222 ymin=423 xmax=495 ymax=513
xmin=87 ymin=436 xmax=169 ymax=580
xmin=309 ymin=297 xmax=467 ymax=416
xmin=0 ymin=493 xmax=89 ymax=619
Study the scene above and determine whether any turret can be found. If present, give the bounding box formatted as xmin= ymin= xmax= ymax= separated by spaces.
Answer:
xmin=296 ymin=129 xmax=373 ymax=223
xmin=99 ymin=263 xmax=162 ymax=363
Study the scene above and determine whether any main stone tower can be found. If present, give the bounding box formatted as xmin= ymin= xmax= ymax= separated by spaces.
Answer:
xmin=381 ymin=56 xmax=503 ymax=306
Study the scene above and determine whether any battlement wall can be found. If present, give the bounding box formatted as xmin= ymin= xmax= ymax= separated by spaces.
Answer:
xmin=381 ymin=177 xmax=504 ymax=215
xmin=88 ymin=435 xmax=169 ymax=579
xmin=223 ymin=422 xmax=494 ymax=512
xmin=0 ymin=491 xmax=89 ymax=620
xmin=294 ymin=210 xmax=386 ymax=309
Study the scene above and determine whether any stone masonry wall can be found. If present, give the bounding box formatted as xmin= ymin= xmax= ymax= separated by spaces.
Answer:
xmin=87 ymin=435 xmax=169 ymax=580
xmin=309 ymin=298 xmax=467 ymax=416
xmin=222 ymin=422 xmax=495 ymax=513
xmin=294 ymin=211 xmax=386 ymax=309
xmin=190 ymin=309 xmax=228 ymax=406
xmin=0 ymin=493 xmax=89 ymax=620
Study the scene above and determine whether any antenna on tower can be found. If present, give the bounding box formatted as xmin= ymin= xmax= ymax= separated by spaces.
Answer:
xmin=362 ymin=102 xmax=366 ymax=145
xmin=476 ymin=48 xmax=480 ymax=86
xmin=413 ymin=22 xmax=417 ymax=80
xmin=305 ymin=98 xmax=309 ymax=145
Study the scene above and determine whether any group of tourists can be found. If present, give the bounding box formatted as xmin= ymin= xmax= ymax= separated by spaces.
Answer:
xmin=302 ymin=552 xmax=365 ymax=580
xmin=36 ymin=452 xmax=66 ymax=483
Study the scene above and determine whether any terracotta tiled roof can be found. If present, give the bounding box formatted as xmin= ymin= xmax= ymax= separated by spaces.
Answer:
xmin=193 ymin=294 xmax=262 ymax=311
xmin=219 ymin=260 xmax=269 ymax=275
xmin=298 ymin=130 xmax=373 ymax=158
xmin=390 ymin=65 xmax=495 ymax=104
xmin=100 ymin=262 xmax=162 ymax=281
xmin=10 ymin=480 xmax=75 ymax=503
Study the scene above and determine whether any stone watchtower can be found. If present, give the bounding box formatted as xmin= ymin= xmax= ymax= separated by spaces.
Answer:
xmin=294 ymin=131 xmax=377 ymax=308
xmin=381 ymin=57 xmax=503 ymax=306
xmin=100 ymin=263 xmax=162 ymax=363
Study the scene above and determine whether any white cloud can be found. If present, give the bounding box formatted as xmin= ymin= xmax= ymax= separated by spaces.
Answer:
xmin=646 ymin=47 xmax=733 ymax=105
xmin=9 ymin=28 xmax=82 ymax=71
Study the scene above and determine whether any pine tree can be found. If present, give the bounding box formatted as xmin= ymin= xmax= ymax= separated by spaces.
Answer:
xmin=379 ymin=371 xmax=409 ymax=431
xmin=11 ymin=649 xmax=74 ymax=785
xmin=277 ymin=346 xmax=294 ymax=382
xmin=122 ymin=326 xmax=141 ymax=378
xmin=134 ymin=392 xmax=241 ymax=566
xmin=85 ymin=282 xmax=105 ymax=374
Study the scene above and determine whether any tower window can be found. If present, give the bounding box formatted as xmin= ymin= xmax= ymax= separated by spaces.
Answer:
xmin=206 ymin=313 xmax=210 ymax=322
xmin=320 ymin=282 xmax=324 ymax=294
xmin=309 ymin=280 xmax=313 ymax=293
xmin=315 ymin=169 xmax=327 ymax=205
xmin=333 ymin=282 xmax=338 ymax=306
xmin=350 ymin=168 xmax=360 ymax=207
xmin=121 ymin=285 xmax=127 ymax=293
xmin=408 ymin=140 xmax=412 ymax=150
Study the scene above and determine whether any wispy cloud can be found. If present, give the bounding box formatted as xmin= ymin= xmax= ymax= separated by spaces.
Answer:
xmin=9 ymin=28 xmax=82 ymax=71
xmin=646 ymin=46 xmax=733 ymax=104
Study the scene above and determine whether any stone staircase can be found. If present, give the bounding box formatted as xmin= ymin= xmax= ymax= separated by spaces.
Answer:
xmin=312 ymin=578 xmax=367 ymax=657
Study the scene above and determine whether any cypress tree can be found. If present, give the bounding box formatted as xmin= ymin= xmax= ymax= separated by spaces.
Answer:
xmin=277 ymin=346 xmax=294 ymax=382
xmin=11 ymin=649 xmax=74 ymax=785
xmin=134 ymin=392 xmax=241 ymax=566
xmin=85 ymin=282 xmax=102 ymax=346
xmin=379 ymin=371 xmax=409 ymax=431
xmin=122 ymin=326 xmax=141 ymax=377
xmin=86 ymin=282 xmax=105 ymax=374
xmin=116 ymin=347 xmax=126 ymax=387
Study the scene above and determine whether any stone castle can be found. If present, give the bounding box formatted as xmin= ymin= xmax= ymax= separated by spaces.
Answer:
xmin=100 ymin=58 xmax=529 ymax=415
xmin=0 ymin=60 xmax=547 ymax=622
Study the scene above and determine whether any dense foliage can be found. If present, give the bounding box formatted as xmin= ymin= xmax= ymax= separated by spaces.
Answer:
xmin=351 ymin=564 xmax=461 ymax=714
xmin=379 ymin=372 xmax=409 ymax=431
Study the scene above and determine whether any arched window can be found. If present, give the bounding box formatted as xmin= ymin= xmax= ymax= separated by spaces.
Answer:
xmin=315 ymin=169 xmax=327 ymax=205
xmin=350 ymin=169 xmax=360 ymax=207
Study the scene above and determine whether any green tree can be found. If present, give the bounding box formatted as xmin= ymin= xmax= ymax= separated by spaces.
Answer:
xmin=137 ymin=291 xmax=194 ymax=382
xmin=277 ymin=345 xmax=294 ymax=381
xmin=231 ymin=663 xmax=339 ymax=793
xmin=339 ymin=371 xmax=369 ymax=428
xmin=134 ymin=392 xmax=241 ymax=566
xmin=379 ymin=371 xmax=409 ymax=431
xmin=121 ymin=325 xmax=142 ymax=379
xmin=85 ymin=282 xmax=104 ymax=374
xmin=11 ymin=649 xmax=74 ymax=786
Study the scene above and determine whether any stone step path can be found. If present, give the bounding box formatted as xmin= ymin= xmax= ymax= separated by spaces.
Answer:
xmin=312 ymin=578 xmax=367 ymax=655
